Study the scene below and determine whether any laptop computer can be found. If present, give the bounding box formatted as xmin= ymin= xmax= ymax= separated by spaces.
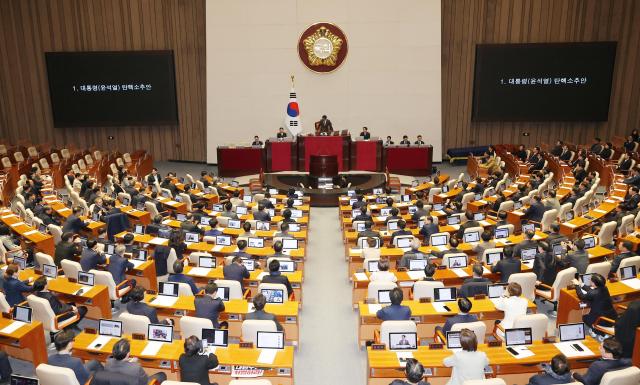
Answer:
xmin=256 ymin=221 xmax=270 ymax=231
xmin=380 ymin=208 xmax=392 ymax=217
xmin=282 ymin=238 xmax=299 ymax=250
xmin=176 ymin=213 xmax=187 ymax=222
xmin=396 ymin=237 xmax=412 ymax=248
xmin=486 ymin=251 xmax=503 ymax=265
xmin=582 ymin=236 xmax=596 ymax=249
xmin=200 ymin=216 xmax=211 ymax=226
xmin=12 ymin=305 xmax=32 ymax=323
xmin=447 ymin=216 xmax=461 ymax=226
xmin=279 ymin=260 xmax=295 ymax=272
xmin=215 ymin=235 xmax=231 ymax=246
xmin=558 ymin=323 xmax=586 ymax=351
xmin=520 ymin=247 xmax=537 ymax=266
xmin=447 ymin=255 xmax=468 ymax=269
xmin=434 ymin=287 xmax=457 ymax=302
xmin=247 ymin=237 xmax=264 ymax=248
xmin=235 ymin=206 xmax=248 ymax=215
xmin=488 ymin=283 xmax=507 ymax=299
xmin=474 ymin=212 xmax=486 ymax=221
xmin=242 ymin=259 xmax=255 ymax=271
xmin=463 ymin=231 xmax=480 ymax=243
xmin=446 ymin=331 xmax=462 ymax=349
xmin=148 ymin=323 xmax=173 ymax=343
xmin=227 ymin=219 xmax=241 ymax=229
xmin=134 ymin=224 xmax=145 ymax=234
xmin=78 ymin=271 xmax=94 ymax=286
xmin=387 ymin=221 xmax=399 ymax=231
xmin=256 ymin=331 xmax=284 ymax=349
xmin=185 ymin=232 xmax=199 ymax=243
xmin=388 ymin=332 xmax=417 ymax=351
xmin=430 ymin=234 xmax=448 ymax=247
xmin=521 ymin=223 xmax=535 ymax=233
xmin=202 ymin=328 xmax=228 ymax=347
xmin=409 ymin=259 xmax=427 ymax=271
xmin=261 ymin=288 xmax=284 ymax=304
xmin=505 ymin=327 xmax=533 ymax=347
xmin=159 ymin=282 xmax=179 ymax=297
xmin=99 ymin=319 xmax=123 ymax=337
xmin=377 ymin=290 xmax=391 ymax=304
xmin=199 ymin=256 xmax=216 ymax=268
xmin=42 ymin=264 xmax=57 ymax=279
xmin=433 ymin=203 xmax=444 ymax=211
xmin=10 ymin=375 xmax=38 ymax=385
xmin=620 ymin=265 xmax=637 ymax=280
xmin=494 ymin=228 xmax=509 ymax=239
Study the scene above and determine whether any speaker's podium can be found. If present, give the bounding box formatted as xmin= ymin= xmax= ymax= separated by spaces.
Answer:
xmin=297 ymin=130 xmax=351 ymax=172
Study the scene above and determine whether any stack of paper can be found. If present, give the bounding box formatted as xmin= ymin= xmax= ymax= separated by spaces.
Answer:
xmin=151 ymin=296 xmax=178 ymax=307
xmin=212 ymin=245 xmax=224 ymax=252
xmin=0 ymin=321 xmax=26 ymax=334
xmin=23 ymin=230 xmax=38 ymax=236
xmin=508 ymin=346 xmax=535 ymax=359
xmin=407 ymin=271 xmax=426 ymax=280
xmin=88 ymin=335 xmax=114 ymax=350
xmin=148 ymin=238 xmax=166 ymax=245
xmin=554 ymin=341 xmax=594 ymax=357
xmin=354 ymin=272 xmax=368 ymax=281
xmin=396 ymin=351 xmax=414 ymax=366
xmin=621 ymin=278 xmax=640 ymax=290
xmin=257 ymin=349 xmax=278 ymax=364
xmin=432 ymin=302 xmax=450 ymax=313
xmin=451 ymin=268 xmax=469 ymax=277
xmin=189 ymin=267 xmax=211 ymax=276
xmin=140 ymin=341 xmax=164 ymax=356
xmin=368 ymin=304 xmax=382 ymax=314
xmin=129 ymin=260 xmax=146 ymax=269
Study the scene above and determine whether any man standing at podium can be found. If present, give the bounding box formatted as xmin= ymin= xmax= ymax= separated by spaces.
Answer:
xmin=317 ymin=115 xmax=333 ymax=135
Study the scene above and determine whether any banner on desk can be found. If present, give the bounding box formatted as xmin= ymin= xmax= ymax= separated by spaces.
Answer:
xmin=284 ymin=87 xmax=302 ymax=136
xmin=231 ymin=366 xmax=264 ymax=377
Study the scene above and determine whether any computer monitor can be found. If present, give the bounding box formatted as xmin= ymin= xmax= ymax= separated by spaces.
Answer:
xmin=199 ymin=256 xmax=216 ymax=268
xmin=216 ymin=235 xmax=231 ymax=246
xmin=488 ymin=283 xmax=507 ymax=298
xmin=176 ymin=213 xmax=187 ymax=222
xmin=134 ymin=224 xmax=144 ymax=234
xmin=409 ymin=259 xmax=427 ymax=271
xmin=132 ymin=249 xmax=147 ymax=261
xmin=91 ymin=213 xmax=100 ymax=222
xmin=367 ymin=260 xmax=380 ymax=272
xmin=473 ymin=212 xmax=486 ymax=221
xmin=514 ymin=201 xmax=523 ymax=210
xmin=159 ymin=282 xmax=179 ymax=297
xmin=351 ymin=209 xmax=360 ymax=218
xmin=161 ymin=191 xmax=170 ymax=198
xmin=228 ymin=219 xmax=241 ymax=229
xmin=282 ymin=238 xmax=298 ymax=250
xmin=559 ymin=323 xmax=586 ymax=342
xmin=434 ymin=287 xmax=457 ymax=302
xmin=105 ymin=243 xmax=116 ymax=254
xmin=377 ymin=290 xmax=391 ymax=304
xmin=77 ymin=271 xmax=94 ymax=286
xmin=505 ymin=327 xmax=533 ymax=346
xmin=442 ymin=185 xmax=449 ymax=193
xmin=12 ymin=305 xmax=31 ymax=323
xmin=99 ymin=319 xmax=123 ymax=337
xmin=293 ymin=199 xmax=303 ymax=206
xmin=620 ymin=265 xmax=637 ymax=280
xmin=380 ymin=208 xmax=392 ymax=217
xmin=430 ymin=234 xmax=448 ymax=247
xmin=261 ymin=288 xmax=284 ymax=304
xmin=347 ymin=190 xmax=356 ymax=197
xmin=279 ymin=260 xmax=295 ymax=272
xmin=269 ymin=188 xmax=278 ymax=195
xmin=396 ymin=237 xmax=412 ymax=248
xmin=243 ymin=195 xmax=252 ymax=203
xmin=520 ymin=247 xmax=537 ymax=261
xmin=12 ymin=256 xmax=26 ymax=270
xmin=236 ymin=206 xmax=248 ymax=215
xmin=408 ymin=206 xmax=418 ymax=214
xmin=174 ymin=196 xmax=182 ymax=203
xmin=256 ymin=331 xmax=285 ymax=349
xmin=202 ymin=328 xmax=228 ymax=347
xmin=373 ymin=188 xmax=384 ymax=195
xmin=552 ymin=243 xmax=565 ymax=256
xmin=401 ymin=194 xmax=411 ymax=202
xmin=494 ymin=228 xmax=509 ymax=239
xmin=583 ymin=236 xmax=596 ymax=249
xmin=10 ymin=375 xmax=39 ymax=385
xmin=216 ymin=286 xmax=230 ymax=301
xmin=446 ymin=331 xmax=462 ymax=349
xmin=38 ymin=223 xmax=47 ymax=234
xmin=158 ymin=228 xmax=172 ymax=239
xmin=522 ymin=223 xmax=535 ymax=233
xmin=121 ymin=197 xmax=130 ymax=206
xmin=200 ymin=216 xmax=211 ymax=226
xmin=388 ymin=332 xmax=417 ymax=350
xmin=147 ymin=324 xmax=173 ymax=343
xmin=474 ymin=193 xmax=482 ymax=201
xmin=486 ymin=251 xmax=503 ymax=266
xmin=256 ymin=221 xmax=270 ymax=231
xmin=43 ymin=264 xmax=57 ymax=279
xmin=212 ymin=204 xmax=223 ymax=212
xmin=184 ymin=232 xmax=199 ymax=243
xmin=247 ymin=237 xmax=264 ymax=248
xmin=447 ymin=216 xmax=461 ymax=225
xmin=355 ymin=222 xmax=366 ymax=232
xmin=463 ymin=231 xmax=480 ymax=243
xmin=230 ymin=181 xmax=239 ymax=187
xmin=565 ymin=211 xmax=574 ymax=221
xmin=433 ymin=203 xmax=444 ymax=211
xmin=242 ymin=259 xmax=255 ymax=271
xmin=387 ymin=221 xmax=399 ymax=231
xmin=579 ymin=273 xmax=593 ymax=286
xmin=447 ymin=255 xmax=468 ymax=269
xmin=290 ymin=209 xmax=302 ymax=219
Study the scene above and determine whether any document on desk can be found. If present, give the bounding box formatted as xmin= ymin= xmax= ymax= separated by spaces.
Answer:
xmin=247 ymin=303 xmax=256 ymax=313
xmin=449 ymin=224 xmax=460 ymax=231
xmin=350 ymin=248 xmax=363 ymax=255
xmin=257 ymin=349 xmax=278 ymax=364
xmin=166 ymin=200 xmax=178 ymax=206
xmin=479 ymin=220 xmax=491 ymax=227
xmin=368 ymin=304 xmax=383 ymax=314
xmin=162 ymin=219 xmax=172 ymax=225
xmin=189 ymin=267 xmax=211 ymax=276
xmin=212 ymin=245 xmax=224 ymax=252
xmin=406 ymin=271 xmax=426 ymax=280
xmin=621 ymin=278 xmax=640 ymax=290
xmin=148 ymin=237 xmax=166 ymax=245
xmin=399 ymin=247 xmax=412 ymax=252
xmin=433 ymin=246 xmax=448 ymax=252
xmin=532 ymin=234 xmax=543 ymax=241
xmin=554 ymin=341 xmax=594 ymax=357
xmin=88 ymin=335 xmax=114 ymax=351
xmin=508 ymin=346 xmax=535 ymax=359
xmin=482 ymin=266 xmax=491 ymax=275
xmin=140 ymin=341 xmax=165 ymax=356
xmin=23 ymin=230 xmax=38 ymax=236
xmin=0 ymin=321 xmax=26 ymax=334
xmin=451 ymin=268 xmax=469 ymax=277
xmin=396 ymin=351 xmax=414 ymax=366
xmin=10 ymin=222 xmax=25 ymax=228
xmin=593 ymin=209 xmax=607 ymax=214
xmin=151 ymin=296 xmax=178 ymax=307
xmin=377 ymin=216 xmax=388 ymax=222
xmin=432 ymin=302 xmax=450 ymax=313
xmin=354 ymin=272 xmax=368 ymax=281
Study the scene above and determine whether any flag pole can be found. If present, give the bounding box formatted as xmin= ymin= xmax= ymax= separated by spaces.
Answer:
xmin=291 ymin=75 xmax=295 ymax=87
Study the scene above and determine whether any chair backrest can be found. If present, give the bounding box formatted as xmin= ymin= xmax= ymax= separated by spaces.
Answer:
xmin=48 ymin=224 xmax=62 ymax=244
xmin=508 ymin=272 xmax=537 ymax=301
xmin=176 ymin=281 xmax=195 ymax=296
xmin=167 ymin=248 xmax=178 ymax=274
xmin=0 ymin=292 xmax=11 ymax=313
xmin=619 ymin=214 xmax=635 ymax=236
xmin=36 ymin=364 xmax=81 ymax=385
xmin=600 ymin=366 xmax=640 ymax=385
xmin=513 ymin=314 xmax=548 ymax=341
xmin=119 ymin=312 xmax=150 ymax=336
xmin=84 ymin=154 xmax=94 ymax=165
xmin=540 ymin=209 xmax=558 ymax=232
xmin=460 ymin=192 xmax=475 ymax=210
xmin=362 ymin=247 xmax=381 ymax=262
xmin=14 ymin=151 xmax=24 ymax=163
xmin=551 ymin=267 xmax=577 ymax=302
xmin=39 ymin=158 xmax=50 ymax=170
xmin=258 ymin=283 xmax=289 ymax=302
xmin=462 ymin=379 xmax=506 ymax=385
xmin=178 ymin=193 xmax=192 ymax=211
xmin=1 ymin=157 xmax=11 ymax=168
xmin=451 ymin=321 xmax=486 ymax=344
xmin=586 ymin=261 xmax=611 ymax=277
xmin=367 ymin=281 xmax=397 ymax=301
xmin=145 ymin=201 xmax=160 ymax=217
xmin=60 ymin=148 xmax=70 ymax=159
xmin=597 ymin=221 xmax=617 ymax=246
xmin=412 ymin=281 xmax=444 ymax=301
xmin=618 ymin=256 xmax=640 ymax=278
xmin=215 ymin=279 xmax=244 ymax=299
xmin=27 ymin=295 xmax=57 ymax=332
xmin=60 ymin=259 xmax=82 ymax=279
xmin=241 ymin=320 xmax=277 ymax=343
xmin=428 ymin=188 xmax=442 ymax=203
xmin=380 ymin=320 xmax=417 ymax=348
xmin=90 ymin=270 xmax=118 ymax=300
xmin=35 ymin=252 xmax=55 ymax=269
xmin=180 ymin=316 xmax=214 ymax=340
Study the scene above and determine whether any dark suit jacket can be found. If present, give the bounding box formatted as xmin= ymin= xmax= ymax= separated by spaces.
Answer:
xmin=376 ymin=304 xmax=411 ymax=321
xmin=147 ymin=174 xmax=161 ymax=186
xmin=195 ymin=296 xmax=225 ymax=328
xmin=104 ymin=358 xmax=148 ymax=385
xmin=610 ymin=251 xmax=633 ymax=274
xmin=80 ymin=248 xmax=106 ymax=272
xmin=442 ymin=313 xmax=479 ymax=333
xmin=262 ymin=272 xmax=293 ymax=296
xmin=459 ymin=277 xmax=491 ymax=297
xmin=575 ymin=285 xmax=618 ymax=326
xmin=36 ymin=291 xmax=72 ymax=315
xmin=491 ymin=258 xmax=522 ymax=283
xmin=561 ymin=250 xmax=589 ymax=274
xmin=411 ymin=209 xmax=429 ymax=223
xmin=168 ymin=273 xmax=199 ymax=295
xmin=179 ymin=353 xmax=219 ymax=385
xmin=126 ymin=301 xmax=160 ymax=324
xmin=457 ymin=220 xmax=480 ymax=238
xmin=245 ymin=309 xmax=283 ymax=330
xmin=354 ymin=214 xmax=372 ymax=222
xmin=4 ymin=276 xmax=33 ymax=306
xmin=524 ymin=202 xmax=546 ymax=222
xmin=223 ymin=263 xmax=250 ymax=289
xmin=514 ymin=240 xmax=538 ymax=259
xmin=253 ymin=211 xmax=271 ymax=222
xmin=573 ymin=358 xmax=631 ymax=385
xmin=107 ymin=253 xmax=133 ymax=284
xmin=420 ymin=223 xmax=440 ymax=240
xmin=48 ymin=353 xmax=90 ymax=385
xmin=351 ymin=200 xmax=367 ymax=210
xmin=153 ymin=245 xmax=170 ymax=276
xmin=62 ymin=215 xmax=88 ymax=234
xmin=54 ymin=241 xmax=79 ymax=267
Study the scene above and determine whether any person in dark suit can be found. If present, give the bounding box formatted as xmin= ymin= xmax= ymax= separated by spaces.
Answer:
xmin=376 ymin=288 xmax=411 ymax=321
xmin=615 ymin=301 xmax=640 ymax=358
xmin=38 ymin=205 xmax=61 ymax=226
xmin=561 ymin=239 xmax=589 ymax=274
xmin=491 ymin=245 xmax=521 ymax=283
xmin=618 ymin=153 xmax=633 ymax=173
xmin=358 ymin=220 xmax=382 ymax=243
xmin=414 ymin=135 xmax=425 ymax=145
xmin=204 ymin=217 xmax=222 ymax=238
xmin=317 ymin=115 xmax=333 ymax=134
xmin=276 ymin=127 xmax=288 ymax=139
xmin=168 ymin=260 xmax=200 ymax=295
xmin=107 ymin=245 xmax=133 ymax=285
xmin=440 ymin=297 xmax=479 ymax=333
xmin=384 ymin=136 xmax=395 ymax=146
xmin=126 ymin=287 xmax=170 ymax=325
xmin=459 ymin=264 xmax=492 ymax=298
xmin=146 ymin=168 xmax=161 ymax=186
xmin=573 ymin=163 xmax=587 ymax=183
xmin=223 ymin=255 xmax=250 ymax=290
xmin=48 ymin=331 xmax=103 ymax=384
xmin=610 ymin=240 xmax=634 ymax=276
xmin=456 ymin=211 xmax=480 ymax=239
xmin=621 ymin=186 xmax=640 ymax=211
xmin=559 ymin=145 xmax=572 ymax=161
xmin=33 ymin=276 xmax=87 ymax=325
xmin=590 ymin=137 xmax=603 ymax=154
xmin=3 ymin=265 xmax=33 ymax=306
xmin=258 ymin=192 xmax=276 ymax=210
xmin=573 ymin=338 xmax=631 ymax=385
xmin=523 ymin=195 xmax=546 ymax=223
xmin=527 ymin=354 xmax=572 ymax=385
xmin=390 ymin=220 xmax=412 ymax=245
xmin=573 ymin=273 xmax=618 ymax=333
xmin=152 ymin=244 xmax=171 ymax=277
xmin=180 ymin=214 xmax=203 ymax=235
xmin=145 ymin=215 xmax=163 ymax=236
xmin=245 ymin=293 xmax=283 ymax=331
xmin=514 ymin=144 xmax=527 ymax=162
xmin=79 ymin=239 xmax=106 ymax=272
xmin=354 ymin=206 xmax=372 ymax=222
xmin=599 ymin=142 xmax=613 ymax=159
xmin=399 ymin=135 xmax=411 ymax=145
xmin=261 ymin=259 xmax=293 ymax=297
xmin=533 ymin=242 xmax=558 ymax=287
xmin=61 ymin=207 xmax=90 ymax=234
xmin=623 ymin=168 xmax=640 ymax=188
xmin=230 ymin=240 xmax=251 ymax=260
xmin=179 ymin=336 xmax=219 ymax=385
xmin=513 ymin=230 xmax=538 ymax=259
xmin=411 ymin=200 xmax=429 ymax=223
xmin=194 ymin=282 xmax=225 ymax=328
xmin=360 ymin=127 xmax=371 ymax=140
xmin=105 ymin=339 xmax=166 ymax=385
xmin=389 ymin=358 xmax=430 ymax=385
xmin=419 ymin=216 xmax=439 ymax=242
xmin=352 ymin=195 xmax=367 ymax=210
xmin=253 ymin=203 xmax=271 ymax=222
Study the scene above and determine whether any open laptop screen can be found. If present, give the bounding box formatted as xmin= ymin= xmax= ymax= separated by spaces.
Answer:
xmin=505 ymin=327 xmax=532 ymax=346
xmin=434 ymin=287 xmax=457 ymax=302
xmin=559 ymin=323 xmax=586 ymax=342
xmin=388 ymin=332 xmax=417 ymax=350
xmin=261 ymin=288 xmax=284 ymax=304
xmin=99 ymin=319 xmax=123 ymax=337
xmin=148 ymin=323 xmax=173 ymax=343
xmin=202 ymin=328 xmax=229 ymax=347
xmin=256 ymin=331 xmax=284 ymax=349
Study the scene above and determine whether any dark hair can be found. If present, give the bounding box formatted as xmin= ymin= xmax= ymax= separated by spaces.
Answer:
xmin=112 ymin=338 xmax=130 ymax=360
xmin=61 ymin=232 xmax=74 ymax=242
xmin=481 ymin=231 xmax=491 ymax=242
xmin=574 ymin=239 xmax=585 ymax=250
xmin=280 ymin=223 xmax=289 ymax=232
xmin=237 ymin=240 xmax=247 ymax=250
xmin=404 ymin=358 xmax=425 ymax=383
xmin=123 ymin=233 xmax=134 ymax=244
xmin=33 ymin=276 xmax=47 ymax=292
xmin=130 ymin=286 xmax=146 ymax=302
xmin=525 ymin=229 xmax=535 ymax=239
xmin=273 ymin=241 xmax=283 ymax=252
xmin=472 ymin=263 xmax=483 ymax=277
xmin=243 ymin=222 xmax=252 ymax=232
xmin=397 ymin=220 xmax=406 ymax=229
xmin=459 ymin=328 xmax=478 ymax=351
xmin=458 ymin=297 xmax=472 ymax=313
xmin=86 ymin=239 xmax=97 ymax=249
xmin=424 ymin=263 xmax=436 ymax=277
xmin=54 ymin=330 xmax=75 ymax=351
xmin=283 ymin=209 xmax=292 ymax=219
xmin=365 ymin=220 xmax=374 ymax=229
xmin=416 ymin=200 xmax=424 ymax=209
xmin=269 ymin=259 xmax=280 ymax=272
xmin=232 ymin=255 xmax=243 ymax=264
xmin=449 ymin=238 xmax=459 ymax=248
xmin=173 ymin=260 xmax=184 ymax=274
xmin=503 ymin=245 xmax=514 ymax=258
xmin=184 ymin=335 xmax=201 ymax=356
xmin=205 ymin=282 xmax=218 ymax=295
xmin=550 ymin=354 xmax=570 ymax=375
xmin=621 ymin=240 xmax=633 ymax=251
xmin=591 ymin=273 xmax=606 ymax=287
xmin=603 ymin=338 xmax=623 ymax=358
xmin=389 ymin=287 xmax=403 ymax=305
xmin=224 ymin=202 xmax=233 ymax=211
xmin=390 ymin=208 xmax=399 ymax=217
xmin=208 ymin=217 xmax=217 ymax=227
xmin=253 ymin=293 xmax=267 ymax=310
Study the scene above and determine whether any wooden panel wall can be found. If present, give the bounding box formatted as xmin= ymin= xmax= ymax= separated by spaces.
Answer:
xmin=442 ymin=0 xmax=640 ymax=151
xmin=0 ymin=0 xmax=206 ymax=161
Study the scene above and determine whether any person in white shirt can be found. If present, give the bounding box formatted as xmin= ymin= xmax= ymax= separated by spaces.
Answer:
xmin=443 ymin=328 xmax=489 ymax=385
xmin=493 ymin=282 xmax=528 ymax=329
xmin=362 ymin=237 xmax=381 ymax=261
xmin=369 ymin=259 xmax=397 ymax=282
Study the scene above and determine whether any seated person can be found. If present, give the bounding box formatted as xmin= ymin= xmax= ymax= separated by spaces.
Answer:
xmin=398 ymin=239 xmax=428 ymax=269
xmin=251 ymin=136 xmax=263 ymax=146
xmin=358 ymin=220 xmax=381 ymax=242
xmin=180 ymin=214 xmax=203 ymax=235
xmin=399 ymin=135 xmax=411 ymax=145
xmin=105 ymin=338 xmax=167 ymax=385
xmin=411 ymin=200 xmax=429 ymax=223
xmin=126 ymin=286 xmax=171 ymax=325
xmin=390 ymin=220 xmax=412 ymax=245
xmin=33 ymin=276 xmax=87 ymax=326
xmin=459 ymin=264 xmax=491 ymax=297
xmin=275 ymin=223 xmax=294 ymax=239
xmin=261 ymin=259 xmax=294 ymax=297
xmin=240 ymin=221 xmax=253 ymax=237
xmin=168 ymin=260 xmax=200 ymax=295
xmin=440 ymin=297 xmax=478 ymax=334
xmin=179 ymin=336 xmax=219 ymax=385
xmin=48 ymin=331 xmax=102 ymax=384
xmin=145 ymin=215 xmax=163 ymax=236
xmin=369 ymin=259 xmax=397 ymax=282
xmin=573 ymin=338 xmax=631 ymax=385
xmin=572 ymin=273 xmax=618 ymax=334
xmin=3 ymin=264 xmax=33 ymax=306
xmin=253 ymin=203 xmax=271 ymax=222
xmin=390 ymin=358 xmax=430 ymax=385
xmin=384 ymin=136 xmax=394 ymax=146
xmin=80 ymin=239 xmax=106 ymax=272
xmin=222 ymin=255 xmax=250 ymax=290
xmin=245 ymin=293 xmax=283 ymax=331
xmin=204 ymin=217 xmax=222 ymax=237
xmin=419 ymin=216 xmax=439 ymax=241
xmin=472 ymin=231 xmax=495 ymax=255
xmin=385 ymin=208 xmax=402 ymax=224
xmin=493 ymin=282 xmax=528 ymax=329
xmin=195 ymin=282 xmax=225 ymax=328
xmin=376 ymin=288 xmax=411 ymax=321
xmin=220 ymin=202 xmax=238 ymax=219
xmin=443 ymin=328 xmax=489 ymax=385
xmin=0 ymin=225 xmax=23 ymax=259
xmin=276 ymin=127 xmax=288 ymax=139
xmin=423 ymin=263 xmax=437 ymax=281
xmin=352 ymin=195 xmax=367 ymax=209
xmin=230 ymin=239 xmax=251 ymax=259
xmin=107 ymin=244 xmax=134 ymax=285
xmin=354 ymin=206 xmax=372 ymax=222
xmin=527 ymin=354 xmax=572 ymax=385
xmin=491 ymin=245 xmax=521 ymax=283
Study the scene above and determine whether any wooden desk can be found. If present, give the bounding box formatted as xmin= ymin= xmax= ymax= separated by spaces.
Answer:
xmin=0 ymin=209 xmax=55 ymax=255
xmin=48 ymin=200 xmax=105 ymax=237
xmin=0 ymin=317 xmax=47 ymax=367
xmin=73 ymin=333 xmax=294 ymax=384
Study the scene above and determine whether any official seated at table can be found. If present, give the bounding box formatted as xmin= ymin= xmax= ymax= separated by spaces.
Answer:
xmin=48 ymin=330 xmax=103 ymax=385
xmin=560 ymin=238 xmax=589 ymax=274
xmin=251 ymin=136 xmax=263 ymax=146
xmin=459 ymin=264 xmax=492 ymax=297
xmin=262 ymin=259 xmax=293 ymax=297
xmin=622 ymin=168 xmax=640 ymax=187
xmin=524 ymin=195 xmax=546 ymax=222
xmin=277 ymin=127 xmax=288 ymax=139
xmin=443 ymin=328 xmax=489 ymax=385
xmin=354 ymin=206 xmax=372 ymax=222
xmin=419 ymin=216 xmax=439 ymax=241
xmin=514 ymin=230 xmax=538 ymax=259
xmin=399 ymin=135 xmax=411 ymax=146
xmin=352 ymin=194 xmax=366 ymax=209
xmin=316 ymin=114 xmax=333 ymax=134
xmin=195 ymin=282 xmax=225 ymax=328
xmin=610 ymin=241 xmax=634 ymax=276
xmin=441 ymin=297 xmax=478 ymax=334
xmin=38 ymin=205 xmax=61 ymax=227
xmin=54 ymin=232 xmax=81 ymax=267
xmin=169 ymin=260 xmax=200 ymax=295
xmin=384 ymin=136 xmax=394 ymax=146
xmin=390 ymin=220 xmax=412 ymax=244
xmin=267 ymin=241 xmax=287 ymax=260
xmin=146 ymin=167 xmax=161 ymax=186
xmin=376 ymin=287 xmax=410 ymax=321
xmin=472 ymin=231 xmax=495 ymax=255
xmin=105 ymin=338 xmax=167 ymax=385
xmin=108 ymin=245 xmax=134 ymax=285
xmin=411 ymin=200 xmax=429 ymax=223
xmin=145 ymin=215 xmax=162 ymax=236
xmin=573 ymin=273 xmax=617 ymax=336
xmin=438 ymin=238 xmax=463 ymax=258
xmin=414 ymin=135 xmax=425 ymax=145
xmin=398 ymin=239 xmax=428 ymax=269
xmin=79 ymin=239 xmax=106 ymax=272
xmin=389 ymin=358 xmax=429 ymax=385
xmin=456 ymin=211 xmax=480 ymax=238
xmin=179 ymin=335 xmax=220 ymax=385
xmin=358 ymin=221 xmax=381 ymax=243
xmin=239 ymin=222 xmax=253 ymax=238
xmin=573 ymin=338 xmax=631 ymax=385
xmin=423 ymin=263 xmax=437 ymax=281
xmin=229 ymin=191 xmax=245 ymax=208
xmin=493 ymin=282 xmax=528 ymax=329
xmin=4 ymin=265 xmax=33 ymax=306
xmin=527 ymin=353 xmax=572 ymax=385
xmin=0 ymin=225 xmax=23 ymax=260
xmin=369 ymin=259 xmax=397 ymax=283
xmin=253 ymin=203 xmax=271 ymax=222
xmin=245 ymin=293 xmax=283 ymax=331
xmin=274 ymin=223 xmax=294 ymax=239
xmin=33 ymin=276 xmax=87 ymax=326
xmin=126 ymin=287 xmax=172 ymax=325
xmin=223 ymin=255 xmax=250 ymax=290
xmin=258 ymin=192 xmax=275 ymax=209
